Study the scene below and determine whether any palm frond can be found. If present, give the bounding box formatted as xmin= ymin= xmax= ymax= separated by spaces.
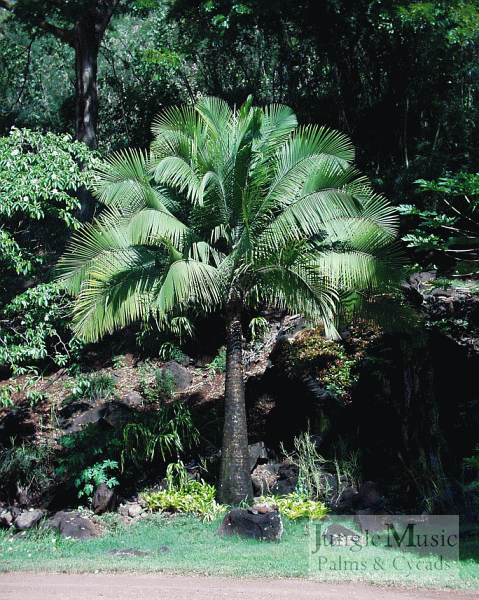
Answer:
xmin=126 ymin=208 xmax=189 ymax=251
xmin=70 ymin=246 xmax=161 ymax=341
xmin=195 ymin=96 xmax=233 ymax=151
xmin=153 ymin=156 xmax=201 ymax=203
xmin=153 ymin=259 xmax=221 ymax=314
xmin=92 ymin=149 xmax=170 ymax=213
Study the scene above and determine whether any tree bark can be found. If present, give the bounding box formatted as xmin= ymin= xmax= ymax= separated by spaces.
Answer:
xmin=70 ymin=17 xmax=102 ymax=221
xmin=72 ymin=17 xmax=101 ymax=151
xmin=217 ymin=300 xmax=254 ymax=506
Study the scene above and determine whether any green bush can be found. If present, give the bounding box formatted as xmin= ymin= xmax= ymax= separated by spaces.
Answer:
xmin=0 ymin=128 xmax=96 ymax=375
xmin=398 ymin=173 xmax=479 ymax=274
xmin=142 ymin=461 xmax=226 ymax=521
xmin=74 ymin=459 xmax=120 ymax=501
xmin=121 ymin=401 xmax=199 ymax=472
xmin=261 ymin=493 xmax=329 ymax=520
xmin=56 ymin=400 xmax=200 ymax=491
xmin=0 ymin=441 xmax=54 ymax=502
xmin=141 ymin=369 xmax=176 ymax=403
xmin=63 ymin=373 xmax=116 ymax=404
xmin=205 ymin=346 xmax=226 ymax=377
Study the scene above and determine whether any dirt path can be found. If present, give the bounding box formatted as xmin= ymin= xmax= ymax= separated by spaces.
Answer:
xmin=0 ymin=573 xmax=477 ymax=600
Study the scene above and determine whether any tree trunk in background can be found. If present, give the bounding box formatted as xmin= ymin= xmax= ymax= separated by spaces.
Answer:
xmin=73 ymin=17 xmax=100 ymax=152
xmin=71 ymin=18 xmax=101 ymax=222
xmin=218 ymin=300 xmax=254 ymax=506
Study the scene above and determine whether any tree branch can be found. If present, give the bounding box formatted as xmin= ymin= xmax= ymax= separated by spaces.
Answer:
xmin=97 ymin=0 xmax=122 ymax=35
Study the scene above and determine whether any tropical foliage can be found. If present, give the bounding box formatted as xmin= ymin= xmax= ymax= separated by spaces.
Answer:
xmin=0 ymin=127 xmax=94 ymax=374
xmin=57 ymin=95 xmax=401 ymax=505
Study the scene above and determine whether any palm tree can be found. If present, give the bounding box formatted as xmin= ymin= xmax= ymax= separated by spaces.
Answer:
xmin=57 ymin=96 xmax=401 ymax=506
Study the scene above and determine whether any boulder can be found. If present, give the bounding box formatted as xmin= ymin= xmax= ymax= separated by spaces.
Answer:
xmin=101 ymin=401 xmax=134 ymax=428
xmin=336 ymin=484 xmax=359 ymax=511
xmin=252 ymin=475 xmax=269 ymax=497
xmin=14 ymin=509 xmax=43 ymax=530
xmin=118 ymin=502 xmax=144 ymax=518
xmin=122 ymin=391 xmax=143 ymax=406
xmin=217 ymin=507 xmax=283 ymax=542
xmin=248 ymin=442 xmax=268 ymax=472
xmin=92 ymin=483 xmax=117 ymax=515
xmin=0 ymin=509 xmax=13 ymax=528
xmin=270 ymin=459 xmax=299 ymax=496
xmin=43 ymin=511 xmax=100 ymax=539
xmin=161 ymin=361 xmax=194 ymax=391
xmin=355 ymin=481 xmax=386 ymax=511
xmin=128 ymin=503 xmax=144 ymax=518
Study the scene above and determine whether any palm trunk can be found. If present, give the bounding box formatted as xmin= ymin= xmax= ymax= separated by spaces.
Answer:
xmin=217 ymin=300 xmax=254 ymax=506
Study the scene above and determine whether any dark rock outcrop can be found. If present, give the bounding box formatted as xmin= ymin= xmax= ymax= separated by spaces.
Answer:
xmin=217 ymin=506 xmax=283 ymax=541
xmin=92 ymin=483 xmax=117 ymax=515
xmin=42 ymin=511 xmax=100 ymax=539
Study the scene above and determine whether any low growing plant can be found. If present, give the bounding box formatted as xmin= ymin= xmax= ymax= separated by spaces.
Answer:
xmin=0 ymin=440 xmax=55 ymax=503
xmin=158 ymin=342 xmax=185 ymax=363
xmin=120 ymin=401 xmax=199 ymax=473
xmin=74 ymin=459 xmax=120 ymax=501
xmin=260 ymin=493 xmax=329 ymax=520
xmin=283 ymin=432 xmax=328 ymax=501
xmin=142 ymin=369 xmax=176 ymax=403
xmin=63 ymin=373 xmax=116 ymax=404
xmin=205 ymin=346 xmax=226 ymax=378
xmin=142 ymin=461 xmax=226 ymax=521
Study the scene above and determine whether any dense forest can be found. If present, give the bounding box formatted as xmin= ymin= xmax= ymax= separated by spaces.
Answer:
xmin=0 ymin=0 xmax=478 ymax=521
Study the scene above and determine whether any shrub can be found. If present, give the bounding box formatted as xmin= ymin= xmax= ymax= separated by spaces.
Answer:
xmin=142 ymin=369 xmax=176 ymax=403
xmin=0 ymin=441 xmax=54 ymax=503
xmin=142 ymin=461 xmax=226 ymax=521
xmin=63 ymin=373 xmax=116 ymax=404
xmin=205 ymin=346 xmax=226 ymax=377
xmin=121 ymin=401 xmax=199 ymax=472
xmin=260 ymin=493 xmax=329 ymax=520
xmin=74 ymin=459 xmax=120 ymax=501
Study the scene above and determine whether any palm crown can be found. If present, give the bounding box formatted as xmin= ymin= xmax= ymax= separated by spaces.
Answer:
xmin=57 ymin=95 xmax=401 ymax=505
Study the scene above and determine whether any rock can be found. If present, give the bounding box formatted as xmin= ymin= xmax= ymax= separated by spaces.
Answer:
xmin=14 ymin=509 xmax=43 ymax=530
xmin=194 ymin=355 xmax=216 ymax=368
xmin=277 ymin=460 xmax=299 ymax=481
xmin=336 ymin=484 xmax=359 ymax=511
xmin=92 ymin=483 xmax=117 ymax=515
xmin=248 ymin=504 xmax=279 ymax=515
xmin=251 ymin=463 xmax=280 ymax=496
xmin=270 ymin=479 xmax=297 ymax=496
xmin=122 ymin=391 xmax=143 ymax=406
xmin=118 ymin=502 xmax=144 ymax=518
xmin=322 ymin=523 xmax=363 ymax=546
xmin=354 ymin=513 xmax=394 ymax=534
xmin=0 ymin=509 xmax=13 ymax=528
xmin=248 ymin=442 xmax=268 ymax=472
xmin=251 ymin=475 xmax=268 ymax=497
xmin=355 ymin=481 xmax=385 ymax=511
xmin=102 ymin=401 xmax=134 ymax=428
xmin=43 ymin=511 xmax=100 ymax=540
xmin=217 ymin=508 xmax=283 ymax=542
xmin=128 ymin=503 xmax=143 ymax=518
xmin=161 ymin=361 xmax=194 ymax=391
xmin=104 ymin=547 xmax=150 ymax=557
xmin=270 ymin=459 xmax=299 ymax=496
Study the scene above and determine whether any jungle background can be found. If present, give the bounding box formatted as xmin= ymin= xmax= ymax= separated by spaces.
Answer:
xmin=0 ymin=0 xmax=479 ymax=528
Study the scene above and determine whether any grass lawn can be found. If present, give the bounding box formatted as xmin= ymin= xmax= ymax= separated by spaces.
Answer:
xmin=0 ymin=512 xmax=478 ymax=590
